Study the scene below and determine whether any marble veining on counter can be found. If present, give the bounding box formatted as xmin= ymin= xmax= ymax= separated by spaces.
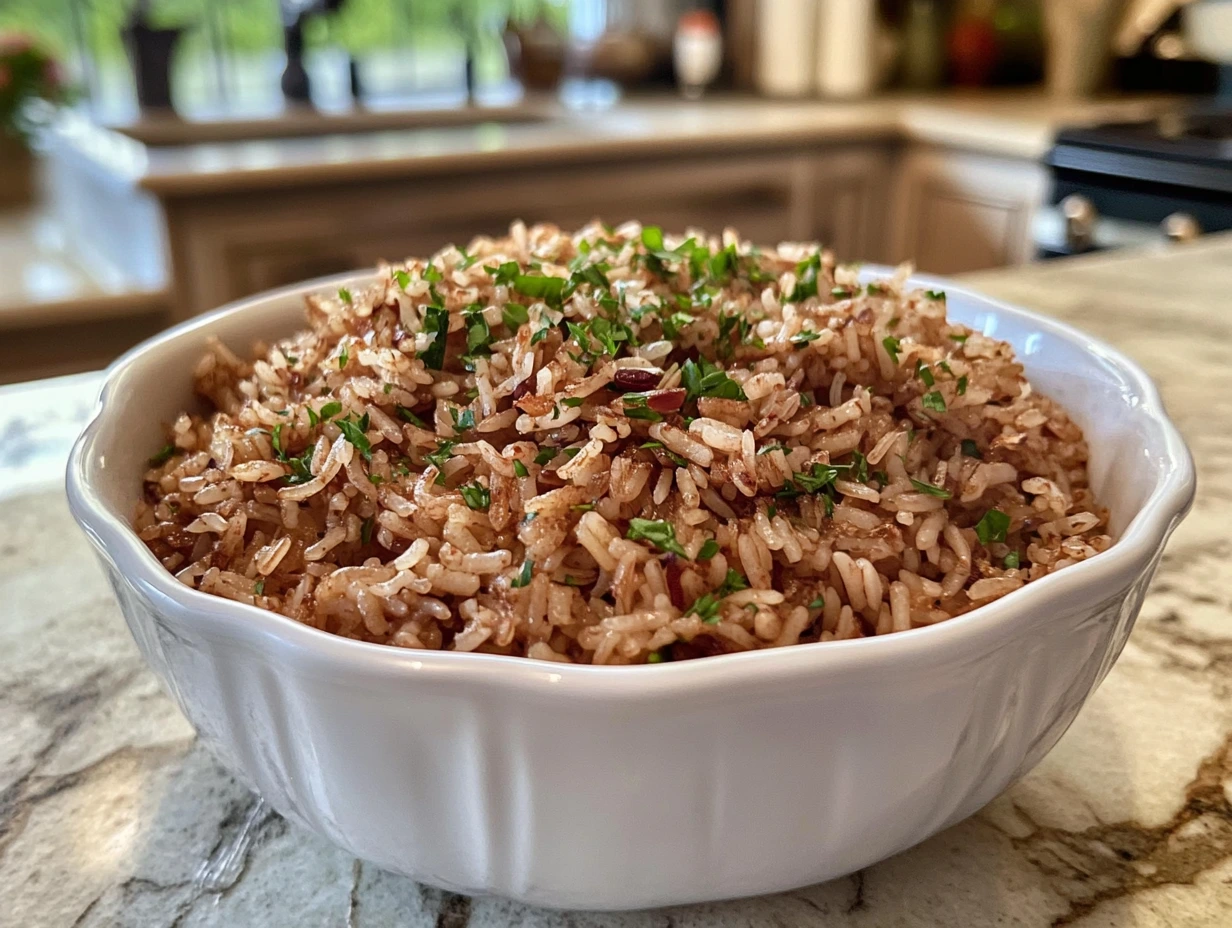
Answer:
xmin=2 ymin=239 xmax=1231 ymax=926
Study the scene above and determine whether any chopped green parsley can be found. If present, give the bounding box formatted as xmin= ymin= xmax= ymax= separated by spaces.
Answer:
xmin=910 ymin=478 xmax=951 ymax=499
xmin=459 ymin=482 xmax=491 ymax=511
xmin=976 ymin=509 xmax=1011 ymax=545
xmin=626 ymin=518 xmax=689 ymax=558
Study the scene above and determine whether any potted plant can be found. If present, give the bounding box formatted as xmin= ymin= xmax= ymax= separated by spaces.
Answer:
xmin=0 ymin=33 xmax=69 ymax=208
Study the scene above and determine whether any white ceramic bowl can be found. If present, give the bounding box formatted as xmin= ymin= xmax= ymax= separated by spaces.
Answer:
xmin=67 ymin=270 xmax=1194 ymax=910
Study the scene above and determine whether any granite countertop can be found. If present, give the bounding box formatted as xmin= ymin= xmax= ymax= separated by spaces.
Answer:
xmin=54 ymin=90 xmax=1174 ymax=197
xmin=2 ymin=237 xmax=1230 ymax=926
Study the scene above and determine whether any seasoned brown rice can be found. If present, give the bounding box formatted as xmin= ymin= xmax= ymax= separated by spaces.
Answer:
xmin=135 ymin=221 xmax=1112 ymax=664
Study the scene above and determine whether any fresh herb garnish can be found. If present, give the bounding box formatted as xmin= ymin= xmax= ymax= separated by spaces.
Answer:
xmin=450 ymin=407 xmax=475 ymax=434
xmin=511 ymin=559 xmax=533 ymax=588
xmin=283 ymin=444 xmax=318 ymax=486
xmin=513 ymin=273 xmax=566 ymax=308
xmin=418 ymin=305 xmax=449 ymax=371
xmin=789 ymin=253 xmax=821 ymax=302
xmin=778 ymin=462 xmax=845 ymax=499
xmin=910 ymin=478 xmax=951 ymax=499
xmin=660 ymin=310 xmax=695 ymax=340
xmin=561 ymin=397 xmax=585 ymax=408
xmin=792 ymin=329 xmax=822 ymax=346
xmin=767 ymin=504 xmax=777 ymax=519
xmin=588 ymin=316 xmax=634 ymax=357
xmin=148 ymin=443 xmax=178 ymax=467
xmin=338 ymin=287 xmax=352 ymax=304
xmin=872 ymin=470 xmax=889 ymax=486
xmin=459 ymin=481 xmax=491 ymax=511
xmin=849 ymin=449 xmax=869 ymax=483
xmin=424 ymin=440 xmax=457 ymax=485
xmin=949 ymin=333 xmax=969 ymax=343
xmin=502 ymin=302 xmax=529 ymax=330
xmin=976 ymin=509 xmax=1011 ymax=545
xmin=961 ymin=438 xmax=982 ymax=459
xmin=393 ymin=269 xmax=410 ymax=290
xmin=465 ymin=306 xmax=492 ymax=356
xmin=685 ymin=569 xmax=750 ymax=623
xmin=647 ymin=650 xmax=666 ymax=663
xmin=569 ymin=263 xmax=611 ymax=294
xmin=956 ymin=375 xmax=968 ymax=396
xmin=698 ymin=539 xmax=720 ymax=561
xmin=921 ymin=391 xmax=947 ymax=413
xmin=423 ymin=263 xmax=443 ymax=284
xmin=336 ymin=413 xmax=372 ymax=460
xmin=368 ymin=473 xmax=383 ymax=486
xmin=571 ymin=503 xmax=596 ymax=513
xmin=513 ymin=459 xmax=529 ymax=478
xmin=680 ymin=356 xmax=747 ymax=403
xmin=338 ymin=344 xmax=349 ymax=370
xmin=271 ymin=423 xmax=286 ymax=460
xmin=562 ymin=447 xmax=582 ymax=460
xmin=1004 ymin=551 xmax=1021 ymax=569
xmin=626 ymin=518 xmax=689 ymax=558
xmin=307 ymin=400 xmax=343 ymax=429
xmin=882 ymin=336 xmax=901 ymax=364
xmin=530 ymin=325 xmax=551 ymax=345
xmin=623 ymin=393 xmax=664 ymax=422
xmin=639 ymin=440 xmax=687 ymax=467
xmin=807 ymin=596 xmax=825 ymax=609
xmin=361 ymin=516 xmax=374 ymax=545
xmin=533 ymin=447 xmax=556 ymax=466
xmin=486 ymin=261 xmax=520 ymax=286
xmin=254 ymin=579 xmax=265 ymax=595
xmin=396 ymin=405 xmax=427 ymax=429
xmin=915 ymin=360 xmax=935 ymax=387
xmin=926 ymin=290 xmax=947 ymax=301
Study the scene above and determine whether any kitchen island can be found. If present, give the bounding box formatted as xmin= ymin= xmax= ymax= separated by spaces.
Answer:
xmin=4 ymin=90 xmax=1173 ymax=387
xmin=1 ymin=236 xmax=1230 ymax=927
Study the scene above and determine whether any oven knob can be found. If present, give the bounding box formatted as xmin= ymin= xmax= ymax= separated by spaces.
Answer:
xmin=1061 ymin=195 xmax=1097 ymax=251
xmin=1162 ymin=213 xmax=1201 ymax=243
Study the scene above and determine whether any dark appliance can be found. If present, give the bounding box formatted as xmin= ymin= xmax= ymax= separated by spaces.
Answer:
xmin=1037 ymin=107 xmax=1232 ymax=258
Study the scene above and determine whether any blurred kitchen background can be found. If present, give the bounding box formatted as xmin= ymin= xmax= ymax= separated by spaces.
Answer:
xmin=1 ymin=0 xmax=1230 ymax=382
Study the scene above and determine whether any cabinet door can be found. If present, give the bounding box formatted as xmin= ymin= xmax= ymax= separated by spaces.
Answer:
xmin=888 ymin=149 xmax=1046 ymax=274
xmin=164 ymin=153 xmax=820 ymax=318
xmin=809 ymin=146 xmax=893 ymax=265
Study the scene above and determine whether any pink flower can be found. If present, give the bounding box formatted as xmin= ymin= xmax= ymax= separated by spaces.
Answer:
xmin=0 ymin=32 xmax=32 ymax=55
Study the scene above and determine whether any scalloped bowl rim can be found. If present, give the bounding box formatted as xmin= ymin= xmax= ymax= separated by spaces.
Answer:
xmin=66 ymin=267 xmax=1196 ymax=697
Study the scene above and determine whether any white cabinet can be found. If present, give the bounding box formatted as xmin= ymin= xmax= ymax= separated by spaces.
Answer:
xmin=164 ymin=149 xmax=891 ymax=318
xmin=809 ymin=146 xmax=894 ymax=264
xmin=160 ymin=141 xmax=1041 ymax=319
xmin=888 ymin=148 xmax=1047 ymax=274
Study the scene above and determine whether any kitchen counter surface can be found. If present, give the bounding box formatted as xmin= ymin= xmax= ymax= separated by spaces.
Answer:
xmin=2 ymin=237 xmax=1230 ymax=927
xmin=57 ymin=90 xmax=1174 ymax=197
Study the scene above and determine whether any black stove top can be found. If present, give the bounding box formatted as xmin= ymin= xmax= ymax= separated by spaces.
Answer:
xmin=1055 ymin=108 xmax=1232 ymax=166
xmin=1049 ymin=107 xmax=1232 ymax=195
